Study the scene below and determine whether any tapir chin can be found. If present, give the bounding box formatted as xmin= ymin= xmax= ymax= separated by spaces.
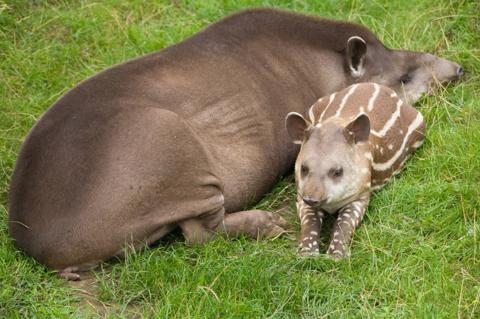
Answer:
xmin=8 ymin=8 xmax=462 ymax=279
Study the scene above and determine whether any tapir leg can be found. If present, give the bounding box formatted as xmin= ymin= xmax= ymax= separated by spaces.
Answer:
xmin=179 ymin=207 xmax=287 ymax=245
xmin=216 ymin=210 xmax=287 ymax=238
xmin=326 ymin=194 xmax=370 ymax=259
xmin=296 ymin=197 xmax=324 ymax=256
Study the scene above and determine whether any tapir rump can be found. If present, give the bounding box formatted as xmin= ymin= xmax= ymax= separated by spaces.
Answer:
xmin=8 ymin=8 xmax=462 ymax=279
xmin=286 ymin=83 xmax=425 ymax=259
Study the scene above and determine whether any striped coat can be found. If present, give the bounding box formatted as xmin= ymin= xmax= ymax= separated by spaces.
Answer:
xmin=308 ymin=82 xmax=425 ymax=191
xmin=292 ymin=82 xmax=425 ymax=259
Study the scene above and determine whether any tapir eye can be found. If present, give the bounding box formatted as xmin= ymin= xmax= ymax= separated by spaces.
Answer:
xmin=400 ymin=73 xmax=412 ymax=84
xmin=329 ymin=167 xmax=343 ymax=178
xmin=300 ymin=164 xmax=309 ymax=176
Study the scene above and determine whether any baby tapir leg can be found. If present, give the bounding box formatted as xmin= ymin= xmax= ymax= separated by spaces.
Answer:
xmin=327 ymin=194 xmax=370 ymax=259
xmin=297 ymin=198 xmax=324 ymax=256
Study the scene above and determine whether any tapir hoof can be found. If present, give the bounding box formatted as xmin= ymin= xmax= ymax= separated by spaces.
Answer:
xmin=298 ymin=247 xmax=320 ymax=257
xmin=326 ymin=249 xmax=348 ymax=261
xmin=257 ymin=211 xmax=288 ymax=238
xmin=58 ymin=267 xmax=81 ymax=281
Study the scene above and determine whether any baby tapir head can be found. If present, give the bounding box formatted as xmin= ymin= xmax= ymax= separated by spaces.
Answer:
xmin=342 ymin=35 xmax=463 ymax=104
xmin=286 ymin=113 xmax=371 ymax=212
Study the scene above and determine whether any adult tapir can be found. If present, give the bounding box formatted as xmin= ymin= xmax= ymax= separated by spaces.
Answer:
xmin=8 ymin=8 xmax=462 ymax=279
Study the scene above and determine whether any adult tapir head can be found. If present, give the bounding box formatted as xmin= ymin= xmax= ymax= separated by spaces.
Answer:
xmin=342 ymin=35 xmax=463 ymax=104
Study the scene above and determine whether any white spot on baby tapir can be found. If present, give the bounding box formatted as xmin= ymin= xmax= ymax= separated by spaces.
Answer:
xmin=390 ymin=92 xmax=397 ymax=98
xmin=310 ymin=231 xmax=318 ymax=235
xmin=412 ymin=140 xmax=424 ymax=148
xmin=400 ymin=129 xmax=404 ymax=135
xmin=388 ymin=144 xmax=393 ymax=150
xmin=365 ymin=152 xmax=373 ymax=161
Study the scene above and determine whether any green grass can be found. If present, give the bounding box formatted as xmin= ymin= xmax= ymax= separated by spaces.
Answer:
xmin=1 ymin=0 xmax=479 ymax=317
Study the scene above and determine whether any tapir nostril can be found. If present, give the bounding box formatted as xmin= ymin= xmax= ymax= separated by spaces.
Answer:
xmin=457 ymin=66 xmax=464 ymax=77
xmin=303 ymin=197 xmax=319 ymax=206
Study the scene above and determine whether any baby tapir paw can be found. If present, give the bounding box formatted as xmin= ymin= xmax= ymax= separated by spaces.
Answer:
xmin=326 ymin=243 xmax=349 ymax=261
xmin=298 ymin=245 xmax=320 ymax=257
xmin=298 ymin=237 xmax=320 ymax=257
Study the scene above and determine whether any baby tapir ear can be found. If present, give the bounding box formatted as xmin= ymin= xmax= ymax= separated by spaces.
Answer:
xmin=346 ymin=36 xmax=367 ymax=78
xmin=344 ymin=114 xmax=370 ymax=144
xmin=285 ymin=112 xmax=310 ymax=144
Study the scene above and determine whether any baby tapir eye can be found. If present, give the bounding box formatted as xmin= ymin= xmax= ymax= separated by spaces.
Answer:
xmin=329 ymin=167 xmax=343 ymax=179
xmin=300 ymin=164 xmax=309 ymax=176
xmin=400 ymin=73 xmax=412 ymax=84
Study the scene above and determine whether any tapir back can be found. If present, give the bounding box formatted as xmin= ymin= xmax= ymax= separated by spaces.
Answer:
xmin=308 ymin=82 xmax=426 ymax=190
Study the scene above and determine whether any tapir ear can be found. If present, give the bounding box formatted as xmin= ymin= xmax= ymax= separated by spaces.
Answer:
xmin=285 ymin=112 xmax=310 ymax=144
xmin=344 ymin=114 xmax=370 ymax=144
xmin=346 ymin=36 xmax=367 ymax=78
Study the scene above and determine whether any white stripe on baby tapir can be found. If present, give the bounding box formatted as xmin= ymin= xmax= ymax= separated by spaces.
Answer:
xmin=318 ymin=93 xmax=337 ymax=123
xmin=334 ymin=84 xmax=358 ymax=117
xmin=308 ymin=97 xmax=322 ymax=123
xmin=371 ymin=99 xmax=403 ymax=137
xmin=372 ymin=112 xmax=423 ymax=171
xmin=367 ymin=83 xmax=381 ymax=111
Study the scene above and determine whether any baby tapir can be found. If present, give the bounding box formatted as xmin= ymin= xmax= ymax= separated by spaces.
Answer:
xmin=285 ymin=82 xmax=425 ymax=259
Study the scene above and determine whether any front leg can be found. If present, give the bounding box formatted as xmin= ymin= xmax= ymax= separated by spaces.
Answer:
xmin=297 ymin=197 xmax=324 ymax=256
xmin=327 ymin=194 xmax=370 ymax=260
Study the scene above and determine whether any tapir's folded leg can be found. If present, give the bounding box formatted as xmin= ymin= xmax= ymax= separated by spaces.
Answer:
xmin=297 ymin=197 xmax=324 ymax=256
xmin=215 ymin=210 xmax=287 ymax=239
xmin=179 ymin=207 xmax=287 ymax=245
xmin=327 ymin=194 xmax=370 ymax=260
